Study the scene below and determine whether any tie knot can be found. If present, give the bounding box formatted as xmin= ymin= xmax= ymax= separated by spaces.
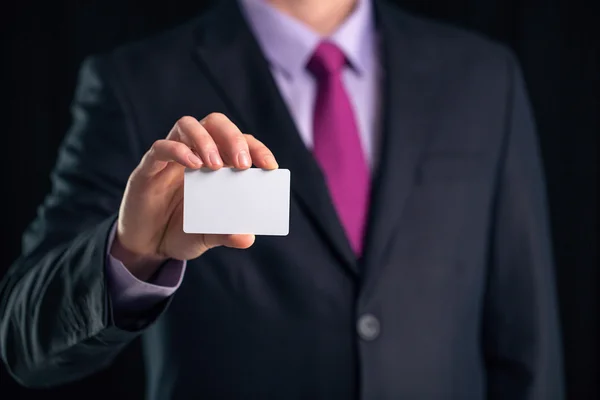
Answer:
xmin=307 ymin=41 xmax=347 ymax=78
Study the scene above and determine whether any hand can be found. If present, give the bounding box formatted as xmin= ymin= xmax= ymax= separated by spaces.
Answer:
xmin=111 ymin=113 xmax=279 ymax=281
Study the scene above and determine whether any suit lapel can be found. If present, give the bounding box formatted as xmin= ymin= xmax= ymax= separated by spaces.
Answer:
xmin=360 ymin=1 xmax=440 ymax=293
xmin=191 ymin=1 xmax=358 ymax=274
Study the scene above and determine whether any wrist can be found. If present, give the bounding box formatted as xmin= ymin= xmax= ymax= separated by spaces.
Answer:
xmin=110 ymin=234 xmax=167 ymax=282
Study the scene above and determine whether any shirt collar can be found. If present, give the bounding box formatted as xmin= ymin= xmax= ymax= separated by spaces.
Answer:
xmin=238 ymin=0 xmax=376 ymax=78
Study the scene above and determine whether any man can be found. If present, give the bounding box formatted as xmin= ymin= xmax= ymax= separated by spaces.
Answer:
xmin=0 ymin=0 xmax=564 ymax=398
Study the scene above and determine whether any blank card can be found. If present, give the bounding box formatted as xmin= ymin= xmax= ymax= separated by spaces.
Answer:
xmin=183 ymin=167 xmax=290 ymax=235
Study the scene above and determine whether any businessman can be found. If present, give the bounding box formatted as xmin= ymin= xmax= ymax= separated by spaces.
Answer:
xmin=0 ymin=0 xmax=564 ymax=398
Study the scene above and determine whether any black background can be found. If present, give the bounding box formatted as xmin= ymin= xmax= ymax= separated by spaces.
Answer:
xmin=1 ymin=0 xmax=597 ymax=398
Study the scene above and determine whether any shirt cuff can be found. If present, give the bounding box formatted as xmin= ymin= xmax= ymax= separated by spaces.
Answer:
xmin=105 ymin=222 xmax=186 ymax=314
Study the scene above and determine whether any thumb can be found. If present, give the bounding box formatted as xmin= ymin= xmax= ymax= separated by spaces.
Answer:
xmin=202 ymin=234 xmax=256 ymax=250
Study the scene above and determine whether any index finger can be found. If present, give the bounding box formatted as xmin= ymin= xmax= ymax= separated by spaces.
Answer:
xmin=168 ymin=116 xmax=224 ymax=170
xmin=200 ymin=113 xmax=251 ymax=170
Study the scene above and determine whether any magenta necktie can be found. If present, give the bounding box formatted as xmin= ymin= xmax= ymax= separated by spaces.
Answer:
xmin=307 ymin=41 xmax=371 ymax=256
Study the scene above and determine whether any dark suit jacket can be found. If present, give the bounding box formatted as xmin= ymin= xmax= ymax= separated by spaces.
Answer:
xmin=0 ymin=0 xmax=564 ymax=398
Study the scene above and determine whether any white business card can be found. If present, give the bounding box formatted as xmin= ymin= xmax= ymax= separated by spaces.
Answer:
xmin=183 ymin=167 xmax=290 ymax=235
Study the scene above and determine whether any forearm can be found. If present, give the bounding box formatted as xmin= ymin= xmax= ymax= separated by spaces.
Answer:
xmin=0 ymin=218 xmax=141 ymax=388
xmin=483 ymin=50 xmax=564 ymax=399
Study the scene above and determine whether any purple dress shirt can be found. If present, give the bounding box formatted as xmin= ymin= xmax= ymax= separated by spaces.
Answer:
xmin=106 ymin=0 xmax=380 ymax=312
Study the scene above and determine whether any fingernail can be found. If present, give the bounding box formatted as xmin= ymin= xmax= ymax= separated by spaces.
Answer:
xmin=188 ymin=153 xmax=202 ymax=166
xmin=209 ymin=151 xmax=222 ymax=167
xmin=238 ymin=150 xmax=251 ymax=168
xmin=264 ymin=155 xmax=278 ymax=168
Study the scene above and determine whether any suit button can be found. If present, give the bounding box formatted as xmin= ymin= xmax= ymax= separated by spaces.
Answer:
xmin=357 ymin=314 xmax=380 ymax=341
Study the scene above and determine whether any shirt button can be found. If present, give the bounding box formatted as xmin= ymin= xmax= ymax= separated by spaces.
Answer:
xmin=357 ymin=314 xmax=380 ymax=341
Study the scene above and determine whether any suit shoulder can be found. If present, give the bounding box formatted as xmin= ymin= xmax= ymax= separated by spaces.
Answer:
xmin=82 ymin=13 xmax=206 ymax=83
xmin=118 ymin=18 xmax=198 ymax=67
xmin=385 ymin=4 xmax=518 ymax=73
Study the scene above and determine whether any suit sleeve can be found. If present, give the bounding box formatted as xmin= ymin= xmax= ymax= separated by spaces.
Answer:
xmin=0 ymin=56 xmax=170 ymax=388
xmin=482 ymin=52 xmax=565 ymax=399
